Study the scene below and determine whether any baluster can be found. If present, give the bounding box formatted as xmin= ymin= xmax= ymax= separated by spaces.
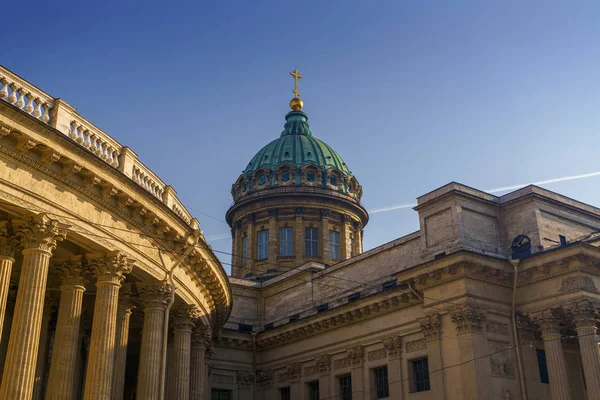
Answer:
xmin=106 ymin=146 xmax=114 ymax=165
xmin=95 ymin=138 xmax=104 ymax=157
xmin=83 ymin=131 xmax=92 ymax=148
xmin=25 ymin=94 xmax=34 ymax=114
xmin=0 ymin=80 xmax=8 ymax=100
xmin=33 ymin=98 xmax=42 ymax=118
xmin=15 ymin=89 xmax=25 ymax=109
xmin=70 ymin=122 xmax=79 ymax=141
xmin=77 ymin=128 xmax=86 ymax=144
xmin=8 ymin=85 xmax=17 ymax=104
xmin=89 ymin=134 xmax=98 ymax=154
xmin=41 ymin=103 xmax=51 ymax=123
xmin=111 ymin=150 xmax=120 ymax=168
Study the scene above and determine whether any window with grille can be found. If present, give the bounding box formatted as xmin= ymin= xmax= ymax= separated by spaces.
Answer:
xmin=339 ymin=375 xmax=352 ymax=400
xmin=329 ymin=230 xmax=340 ymax=260
xmin=211 ymin=389 xmax=231 ymax=400
xmin=373 ymin=366 xmax=389 ymax=398
xmin=279 ymin=387 xmax=291 ymax=400
xmin=279 ymin=227 xmax=294 ymax=256
xmin=257 ymin=230 xmax=269 ymax=260
xmin=307 ymin=381 xmax=320 ymax=400
xmin=537 ymin=349 xmax=549 ymax=384
xmin=305 ymin=227 xmax=319 ymax=257
xmin=241 ymin=236 xmax=248 ymax=265
xmin=411 ymin=358 xmax=430 ymax=392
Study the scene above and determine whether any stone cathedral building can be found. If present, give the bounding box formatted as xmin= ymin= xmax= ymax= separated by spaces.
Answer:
xmin=0 ymin=65 xmax=600 ymax=400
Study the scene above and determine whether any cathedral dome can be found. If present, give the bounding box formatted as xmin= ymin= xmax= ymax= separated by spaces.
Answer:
xmin=243 ymin=110 xmax=351 ymax=177
xmin=231 ymin=109 xmax=363 ymax=204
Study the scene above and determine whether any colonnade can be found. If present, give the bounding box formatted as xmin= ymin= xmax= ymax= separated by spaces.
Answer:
xmin=0 ymin=213 xmax=212 ymax=400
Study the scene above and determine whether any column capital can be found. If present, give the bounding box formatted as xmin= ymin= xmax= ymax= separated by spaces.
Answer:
xmin=341 ymin=214 xmax=351 ymax=223
xmin=12 ymin=214 xmax=69 ymax=253
xmin=320 ymin=208 xmax=332 ymax=218
xmin=54 ymin=255 xmax=87 ymax=287
xmin=0 ymin=221 xmax=20 ymax=258
xmin=346 ymin=345 xmax=364 ymax=367
xmin=87 ymin=251 xmax=133 ymax=285
xmin=137 ymin=280 xmax=172 ymax=310
xmin=294 ymin=207 xmax=304 ymax=216
xmin=267 ymin=208 xmax=278 ymax=217
xmin=450 ymin=305 xmax=486 ymax=334
xmin=530 ymin=308 xmax=565 ymax=336
xmin=117 ymin=283 xmax=136 ymax=316
xmin=566 ymin=299 xmax=600 ymax=329
xmin=173 ymin=305 xmax=200 ymax=331
xmin=316 ymin=354 xmax=330 ymax=376
xmin=191 ymin=324 xmax=210 ymax=348
xmin=382 ymin=334 xmax=402 ymax=360
xmin=418 ymin=313 xmax=442 ymax=341
xmin=247 ymin=213 xmax=257 ymax=223
xmin=287 ymin=362 xmax=301 ymax=382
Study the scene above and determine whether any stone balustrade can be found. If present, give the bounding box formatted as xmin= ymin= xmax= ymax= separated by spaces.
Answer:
xmin=0 ymin=67 xmax=54 ymax=125
xmin=0 ymin=65 xmax=195 ymax=227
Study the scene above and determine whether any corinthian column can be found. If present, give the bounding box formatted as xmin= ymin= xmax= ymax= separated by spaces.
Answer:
xmin=32 ymin=295 xmax=58 ymax=400
xmin=0 ymin=214 xmax=68 ymax=400
xmin=168 ymin=305 xmax=199 ymax=400
xmin=531 ymin=308 xmax=571 ymax=400
xmin=111 ymin=284 xmax=135 ymax=400
xmin=418 ymin=313 xmax=445 ymax=400
xmin=190 ymin=325 xmax=208 ymax=400
xmin=83 ymin=251 xmax=133 ymax=400
xmin=46 ymin=256 xmax=86 ymax=400
xmin=449 ymin=305 xmax=490 ymax=400
xmin=0 ymin=221 xmax=19 ymax=340
xmin=136 ymin=281 xmax=172 ymax=400
xmin=383 ymin=335 xmax=403 ymax=398
xmin=569 ymin=300 xmax=600 ymax=400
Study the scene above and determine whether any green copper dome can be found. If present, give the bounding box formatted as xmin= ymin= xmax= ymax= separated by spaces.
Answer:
xmin=243 ymin=111 xmax=351 ymax=176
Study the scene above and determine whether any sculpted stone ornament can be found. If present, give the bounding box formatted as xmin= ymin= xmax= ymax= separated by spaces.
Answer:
xmin=237 ymin=370 xmax=254 ymax=386
xmin=173 ymin=305 xmax=201 ymax=331
xmin=418 ymin=313 xmax=442 ymax=341
xmin=316 ymin=354 xmax=331 ymax=374
xmin=53 ymin=255 xmax=87 ymax=286
xmin=137 ymin=280 xmax=172 ymax=309
xmin=13 ymin=213 xmax=69 ymax=253
xmin=529 ymin=308 xmax=564 ymax=335
xmin=382 ymin=335 xmax=402 ymax=359
xmin=566 ymin=299 xmax=600 ymax=327
xmin=0 ymin=221 xmax=20 ymax=258
xmin=560 ymin=276 xmax=598 ymax=292
xmin=87 ymin=251 xmax=134 ymax=284
xmin=287 ymin=362 xmax=301 ymax=381
xmin=451 ymin=305 xmax=486 ymax=334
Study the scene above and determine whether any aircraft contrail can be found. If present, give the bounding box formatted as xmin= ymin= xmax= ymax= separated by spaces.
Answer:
xmin=369 ymin=171 xmax=600 ymax=214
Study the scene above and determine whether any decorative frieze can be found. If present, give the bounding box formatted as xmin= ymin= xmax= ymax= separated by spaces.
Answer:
xmin=451 ymin=305 xmax=486 ymax=334
xmin=256 ymin=369 xmax=274 ymax=389
xmin=237 ymin=370 xmax=253 ymax=386
xmin=368 ymin=349 xmax=387 ymax=362
xmin=304 ymin=365 xmax=318 ymax=377
xmin=211 ymin=374 xmax=234 ymax=384
xmin=405 ymin=339 xmax=427 ymax=353
xmin=560 ymin=276 xmax=598 ymax=292
xmin=486 ymin=321 xmax=509 ymax=336
xmin=334 ymin=357 xmax=351 ymax=370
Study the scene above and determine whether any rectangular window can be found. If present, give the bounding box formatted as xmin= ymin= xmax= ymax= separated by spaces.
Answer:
xmin=241 ymin=236 xmax=248 ymax=265
xmin=308 ymin=381 xmax=320 ymax=400
xmin=350 ymin=235 xmax=355 ymax=257
xmin=329 ymin=230 xmax=340 ymax=260
xmin=279 ymin=227 xmax=294 ymax=257
xmin=537 ymin=349 xmax=549 ymax=384
xmin=211 ymin=389 xmax=231 ymax=400
xmin=257 ymin=230 xmax=269 ymax=260
xmin=305 ymin=227 xmax=319 ymax=257
xmin=412 ymin=358 xmax=430 ymax=392
xmin=373 ymin=366 xmax=389 ymax=399
xmin=279 ymin=387 xmax=291 ymax=400
xmin=339 ymin=375 xmax=352 ymax=400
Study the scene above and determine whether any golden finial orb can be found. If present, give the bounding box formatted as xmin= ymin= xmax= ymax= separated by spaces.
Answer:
xmin=290 ymin=97 xmax=303 ymax=111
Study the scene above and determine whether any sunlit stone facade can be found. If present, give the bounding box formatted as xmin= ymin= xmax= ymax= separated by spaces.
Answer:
xmin=212 ymin=100 xmax=600 ymax=399
xmin=0 ymin=65 xmax=231 ymax=399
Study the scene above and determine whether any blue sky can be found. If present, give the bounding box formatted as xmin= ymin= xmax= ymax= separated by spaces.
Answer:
xmin=5 ymin=1 xmax=600 ymax=273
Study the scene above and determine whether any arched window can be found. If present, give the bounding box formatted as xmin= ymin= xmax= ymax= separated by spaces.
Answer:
xmin=511 ymin=235 xmax=531 ymax=260
xmin=306 ymin=171 xmax=316 ymax=182
xmin=281 ymin=171 xmax=290 ymax=182
xmin=258 ymin=174 xmax=266 ymax=185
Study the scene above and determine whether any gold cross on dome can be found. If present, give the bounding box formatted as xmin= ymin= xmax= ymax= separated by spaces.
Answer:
xmin=290 ymin=69 xmax=302 ymax=98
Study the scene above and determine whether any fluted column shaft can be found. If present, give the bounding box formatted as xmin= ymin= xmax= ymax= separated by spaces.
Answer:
xmin=111 ymin=293 xmax=134 ymax=400
xmin=32 ymin=299 xmax=55 ymax=400
xmin=136 ymin=282 xmax=171 ymax=400
xmin=83 ymin=252 xmax=132 ymax=400
xmin=321 ymin=210 xmax=330 ymax=262
xmin=169 ymin=306 xmax=198 ymax=400
xmin=268 ymin=210 xmax=277 ymax=266
xmin=294 ymin=209 xmax=303 ymax=266
xmin=46 ymin=257 xmax=86 ymax=400
xmin=0 ymin=256 xmax=14 ymax=340
xmin=0 ymin=214 xmax=68 ymax=399
xmin=533 ymin=309 xmax=571 ymax=400
xmin=419 ymin=313 xmax=445 ymax=400
xmin=190 ymin=327 xmax=207 ymax=400
xmin=570 ymin=300 xmax=600 ymax=400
